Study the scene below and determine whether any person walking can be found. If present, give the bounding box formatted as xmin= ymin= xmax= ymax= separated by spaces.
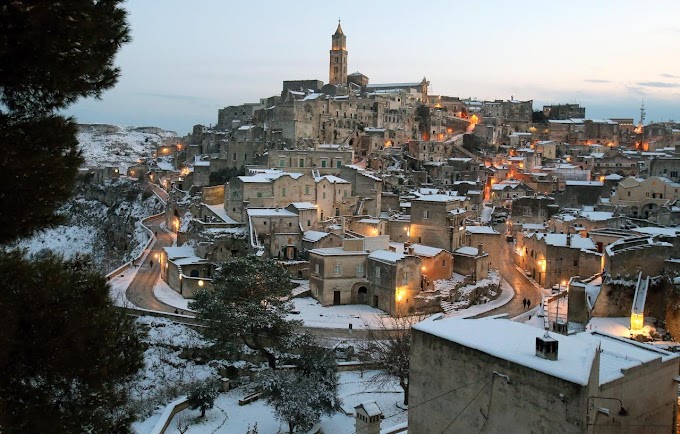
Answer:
xmin=522 ymin=298 xmax=527 ymax=309
xmin=527 ymin=299 xmax=532 ymax=309
xmin=149 ymin=259 xmax=153 ymax=268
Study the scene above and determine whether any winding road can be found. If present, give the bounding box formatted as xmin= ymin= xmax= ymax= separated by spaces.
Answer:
xmin=475 ymin=223 xmax=543 ymax=319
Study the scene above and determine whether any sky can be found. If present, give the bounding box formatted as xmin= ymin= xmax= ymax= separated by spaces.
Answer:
xmin=67 ymin=0 xmax=680 ymax=136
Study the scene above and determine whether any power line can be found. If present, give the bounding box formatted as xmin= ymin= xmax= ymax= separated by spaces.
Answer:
xmin=439 ymin=381 xmax=490 ymax=434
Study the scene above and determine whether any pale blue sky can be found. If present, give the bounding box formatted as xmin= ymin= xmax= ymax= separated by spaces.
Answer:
xmin=68 ymin=0 xmax=680 ymax=135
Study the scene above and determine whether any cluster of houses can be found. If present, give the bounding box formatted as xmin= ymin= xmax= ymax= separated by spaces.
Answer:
xmin=96 ymin=22 xmax=680 ymax=432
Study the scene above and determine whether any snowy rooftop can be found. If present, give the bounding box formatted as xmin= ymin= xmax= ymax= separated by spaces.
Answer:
xmin=454 ymin=246 xmax=480 ymax=256
xmin=316 ymin=175 xmax=350 ymax=184
xmin=289 ymin=202 xmax=317 ymax=210
xmin=204 ymin=204 xmax=239 ymax=224
xmin=368 ymin=249 xmax=406 ymax=264
xmin=465 ymin=226 xmax=499 ymax=235
xmin=303 ymin=230 xmax=331 ymax=242
xmin=526 ymin=233 xmax=597 ymax=250
xmin=351 ymin=219 xmax=378 ymax=226
xmin=163 ymin=245 xmax=197 ymax=260
xmin=565 ymin=180 xmax=604 ymax=187
xmin=633 ymin=226 xmax=680 ymax=237
xmin=414 ymin=194 xmax=466 ymax=203
xmin=310 ymin=247 xmax=368 ymax=257
xmin=356 ymin=401 xmax=382 ymax=417
xmin=238 ymin=171 xmax=304 ymax=183
xmin=247 ymin=208 xmax=297 ymax=217
xmin=414 ymin=318 xmax=598 ymax=386
xmin=389 ymin=242 xmax=444 ymax=257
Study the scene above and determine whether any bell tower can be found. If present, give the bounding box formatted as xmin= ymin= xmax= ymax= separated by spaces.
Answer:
xmin=329 ymin=20 xmax=347 ymax=85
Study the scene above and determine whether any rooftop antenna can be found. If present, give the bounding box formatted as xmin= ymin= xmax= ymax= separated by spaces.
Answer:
xmin=639 ymin=101 xmax=646 ymax=126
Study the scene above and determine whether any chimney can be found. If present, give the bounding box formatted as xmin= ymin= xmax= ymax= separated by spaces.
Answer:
xmin=536 ymin=332 xmax=558 ymax=361
xmin=354 ymin=401 xmax=383 ymax=434
xmin=566 ymin=228 xmax=572 ymax=247
xmin=478 ymin=243 xmax=484 ymax=257
xmin=404 ymin=241 xmax=411 ymax=254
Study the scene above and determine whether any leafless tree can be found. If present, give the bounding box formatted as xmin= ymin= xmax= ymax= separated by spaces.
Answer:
xmin=358 ymin=309 xmax=432 ymax=405
xmin=176 ymin=415 xmax=189 ymax=434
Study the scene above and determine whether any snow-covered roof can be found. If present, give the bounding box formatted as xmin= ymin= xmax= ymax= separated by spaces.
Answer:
xmin=310 ymin=247 xmax=368 ymax=257
xmin=204 ymin=204 xmax=239 ymax=224
xmin=356 ymin=400 xmax=382 ymax=417
xmin=357 ymin=218 xmax=381 ymax=224
xmin=389 ymin=242 xmax=445 ymax=257
xmin=414 ymin=194 xmax=466 ymax=203
xmin=527 ymin=233 xmax=597 ymax=250
xmin=465 ymin=226 xmax=499 ymax=235
xmin=315 ymin=175 xmax=350 ymax=184
xmin=605 ymin=173 xmax=623 ymax=180
xmin=289 ymin=202 xmax=317 ymax=210
xmin=368 ymin=249 xmax=406 ymax=264
xmin=247 ymin=208 xmax=297 ymax=217
xmin=565 ymin=181 xmax=604 ymax=187
xmin=454 ymin=246 xmax=480 ymax=256
xmin=163 ymin=245 xmax=197 ymax=260
xmin=303 ymin=230 xmax=331 ymax=242
xmin=238 ymin=171 xmax=304 ymax=183
xmin=414 ymin=318 xmax=598 ymax=386
xmin=633 ymin=226 xmax=680 ymax=237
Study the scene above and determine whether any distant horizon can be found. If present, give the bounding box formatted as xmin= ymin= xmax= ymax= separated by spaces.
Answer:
xmin=67 ymin=1 xmax=680 ymax=135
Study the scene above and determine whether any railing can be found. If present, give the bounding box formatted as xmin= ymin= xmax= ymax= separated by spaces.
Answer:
xmin=105 ymin=211 xmax=165 ymax=281
xmin=150 ymin=396 xmax=188 ymax=434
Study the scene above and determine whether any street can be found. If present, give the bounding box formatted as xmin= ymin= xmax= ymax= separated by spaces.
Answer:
xmin=475 ymin=223 xmax=543 ymax=319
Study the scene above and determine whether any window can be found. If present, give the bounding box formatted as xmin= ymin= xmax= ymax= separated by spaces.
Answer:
xmin=402 ymin=272 xmax=409 ymax=285
xmin=344 ymin=190 xmax=348 ymax=198
xmin=232 ymin=152 xmax=237 ymax=161
xmin=423 ymin=210 xmax=430 ymax=219
xmin=356 ymin=264 xmax=364 ymax=277
xmin=281 ymin=187 xmax=286 ymax=197
xmin=299 ymin=158 xmax=304 ymax=167
xmin=279 ymin=159 xmax=285 ymax=167
xmin=323 ymin=192 xmax=326 ymax=199
xmin=256 ymin=192 xmax=263 ymax=198
xmin=442 ymin=259 xmax=446 ymax=267
xmin=375 ymin=267 xmax=380 ymax=278
xmin=336 ymin=160 xmax=342 ymax=168
xmin=307 ymin=220 xmax=311 ymax=226
xmin=671 ymin=171 xmax=678 ymax=178
xmin=321 ymin=160 xmax=328 ymax=168
xmin=334 ymin=264 xmax=342 ymax=275
xmin=288 ymin=222 xmax=292 ymax=227
xmin=244 ymin=153 xmax=247 ymax=161
xmin=627 ymin=191 xmax=631 ymax=197
xmin=573 ymin=260 xmax=579 ymax=267
xmin=305 ymin=185 xmax=310 ymax=195
xmin=315 ymin=263 xmax=320 ymax=274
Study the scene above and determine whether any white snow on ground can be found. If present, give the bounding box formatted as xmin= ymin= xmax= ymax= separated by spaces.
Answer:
xmin=134 ymin=370 xmax=406 ymax=434
xmin=77 ymin=124 xmax=177 ymax=171
xmin=153 ymin=277 xmax=195 ymax=312
xmin=587 ymin=317 xmax=655 ymax=338
xmin=289 ymin=297 xmax=392 ymax=329
xmin=446 ymin=276 xmax=515 ymax=319
xmin=13 ymin=225 xmax=97 ymax=259
xmin=108 ymin=266 xmax=139 ymax=307
xmin=291 ymin=279 xmax=310 ymax=297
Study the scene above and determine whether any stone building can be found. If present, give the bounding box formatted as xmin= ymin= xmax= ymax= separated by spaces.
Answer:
xmin=308 ymin=237 xmax=384 ymax=306
xmin=268 ymin=144 xmax=354 ymax=175
xmin=604 ymin=235 xmax=675 ymax=279
xmin=514 ymin=232 xmax=600 ymax=288
xmin=407 ymin=194 xmax=471 ymax=252
xmin=610 ymin=176 xmax=680 ymax=219
xmin=329 ymin=22 xmax=347 ymax=85
xmin=226 ymin=170 xmax=355 ymax=223
xmin=409 ymin=317 xmax=679 ymax=434
xmin=160 ymin=245 xmax=213 ymax=298
xmin=453 ymin=245 xmax=489 ymax=282
xmin=366 ymin=249 xmax=423 ymax=316
xmin=553 ymin=180 xmax=605 ymax=208
xmin=543 ymin=103 xmax=586 ymax=120
xmin=464 ymin=226 xmax=501 ymax=269
xmin=246 ymin=208 xmax=302 ymax=259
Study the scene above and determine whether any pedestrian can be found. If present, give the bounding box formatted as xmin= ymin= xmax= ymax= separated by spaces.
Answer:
xmin=527 ymin=299 xmax=532 ymax=309
xmin=154 ymin=230 xmax=158 ymax=237
xmin=149 ymin=259 xmax=153 ymax=268
xmin=174 ymin=309 xmax=178 ymax=314
xmin=522 ymin=298 xmax=527 ymax=309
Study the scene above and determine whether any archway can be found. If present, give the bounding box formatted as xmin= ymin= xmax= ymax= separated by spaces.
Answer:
xmin=189 ymin=269 xmax=199 ymax=277
xmin=357 ymin=287 xmax=368 ymax=304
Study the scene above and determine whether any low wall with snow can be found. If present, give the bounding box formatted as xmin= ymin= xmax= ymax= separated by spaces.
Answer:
xmin=150 ymin=396 xmax=188 ymax=434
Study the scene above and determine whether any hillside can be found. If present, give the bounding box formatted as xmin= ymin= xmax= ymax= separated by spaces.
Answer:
xmin=77 ymin=124 xmax=178 ymax=171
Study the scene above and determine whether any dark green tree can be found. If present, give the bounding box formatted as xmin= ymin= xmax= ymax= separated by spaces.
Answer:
xmin=0 ymin=0 xmax=131 ymax=244
xmin=190 ymin=256 xmax=300 ymax=368
xmin=187 ymin=380 xmax=219 ymax=418
xmin=208 ymin=166 xmax=245 ymax=186
xmin=0 ymin=251 xmax=144 ymax=433
xmin=532 ymin=110 xmax=548 ymax=124
xmin=261 ymin=339 xmax=340 ymax=433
